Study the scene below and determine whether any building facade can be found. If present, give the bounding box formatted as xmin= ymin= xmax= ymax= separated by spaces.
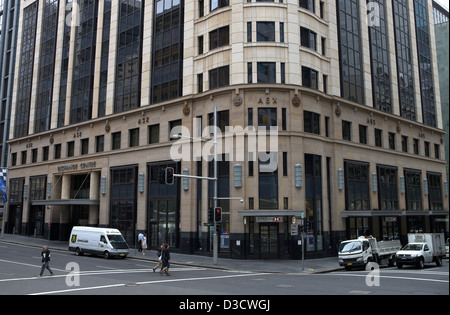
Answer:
xmin=3 ymin=0 xmax=448 ymax=259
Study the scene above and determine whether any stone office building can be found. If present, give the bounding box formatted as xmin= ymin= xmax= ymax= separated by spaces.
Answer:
xmin=3 ymin=0 xmax=448 ymax=259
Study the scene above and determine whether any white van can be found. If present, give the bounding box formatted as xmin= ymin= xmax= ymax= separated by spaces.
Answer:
xmin=69 ymin=226 xmax=129 ymax=259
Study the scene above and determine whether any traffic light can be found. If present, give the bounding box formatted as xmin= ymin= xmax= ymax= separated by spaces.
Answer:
xmin=158 ymin=168 xmax=166 ymax=184
xmin=165 ymin=167 xmax=174 ymax=185
xmin=214 ymin=207 xmax=222 ymax=223
xmin=208 ymin=208 xmax=214 ymax=223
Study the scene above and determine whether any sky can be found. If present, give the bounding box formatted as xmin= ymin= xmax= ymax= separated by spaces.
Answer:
xmin=435 ymin=0 xmax=449 ymax=11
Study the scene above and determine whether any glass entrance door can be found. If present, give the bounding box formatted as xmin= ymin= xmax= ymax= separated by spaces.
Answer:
xmin=260 ymin=224 xmax=279 ymax=259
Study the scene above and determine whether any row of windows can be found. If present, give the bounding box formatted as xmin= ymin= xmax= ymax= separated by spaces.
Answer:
xmin=198 ymin=63 xmax=326 ymax=93
xmin=197 ymin=23 xmax=326 ymax=57
xmin=345 ymin=160 xmax=444 ymax=211
xmin=305 ymin=108 xmax=442 ymax=159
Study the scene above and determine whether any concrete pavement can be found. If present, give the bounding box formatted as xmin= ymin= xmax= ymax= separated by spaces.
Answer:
xmin=0 ymin=233 xmax=343 ymax=274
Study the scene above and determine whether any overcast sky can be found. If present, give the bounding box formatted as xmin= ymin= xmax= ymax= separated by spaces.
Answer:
xmin=435 ymin=0 xmax=449 ymax=11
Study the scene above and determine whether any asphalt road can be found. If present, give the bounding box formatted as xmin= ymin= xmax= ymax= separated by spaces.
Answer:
xmin=0 ymin=241 xmax=448 ymax=300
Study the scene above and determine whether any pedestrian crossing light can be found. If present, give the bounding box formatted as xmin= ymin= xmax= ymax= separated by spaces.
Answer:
xmin=215 ymin=207 xmax=222 ymax=223
xmin=165 ymin=167 xmax=174 ymax=185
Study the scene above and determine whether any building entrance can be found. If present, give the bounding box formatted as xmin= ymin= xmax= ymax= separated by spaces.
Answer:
xmin=260 ymin=224 xmax=279 ymax=259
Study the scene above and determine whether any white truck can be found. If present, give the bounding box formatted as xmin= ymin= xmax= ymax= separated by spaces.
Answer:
xmin=69 ymin=226 xmax=129 ymax=259
xmin=395 ymin=233 xmax=446 ymax=269
xmin=338 ymin=236 xmax=401 ymax=270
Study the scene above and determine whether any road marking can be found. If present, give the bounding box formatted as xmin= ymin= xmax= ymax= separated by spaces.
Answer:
xmin=327 ymin=272 xmax=448 ymax=283
xmin=29 ymin=272 xmax=267 ymax=295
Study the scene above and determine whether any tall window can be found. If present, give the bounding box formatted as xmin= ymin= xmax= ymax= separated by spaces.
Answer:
xmin=404 ymin=169 xmax=422 ymax=210
xmin=98 ymin=0 xmax=112 ymax=117
xmin=209 ymin=25 xmax=229 ymax=50
xmin=377 ymin=165 xmax=398 ymax=210
xmin=304 ymin=111 xmax=320 ymax=135
xmin=344 ymin=161 xmax=370 ymax=211
xmin=299 ymin=0 xmax=315 ymax=13
xmin=70 ymin=0 xmax=99 ymax=124
xmin=209 ymin=65 xmax=229 ymax=89
xmin=300 ymin=27 xmax=316 ymax=50
xmin=414 ymin=0 xmax=437 ymax=127
xmin=367 ymin=0 xmax=392 ymax=113
xmin=302 ymin=66 xmax=318 ymax=89
xmin=305 ymin=154 xmax=322 ymax=251
xmin=14 ymin=2 xmax=38 ymax=138
xmin=110 ymin=166 xmax=138 ymax=244
xmin=115 ymin=0 xmax=143 ymax=113
xmin=392 ymin=0 xmax=416 ymax=120
xmin=336 ymin=0 xmax=364 ymax=104
xmin=152 ymin=0 xmax=183 ymax=103
xmin=259 ymin=152 xmax=278 ymax=209
xmin=35 ymin=0 xmax=59 ymax=133
xmin=427 ymin=173 xmax=443 ymax=210
xmin=211 ymin=0 xmax=229 ymax=11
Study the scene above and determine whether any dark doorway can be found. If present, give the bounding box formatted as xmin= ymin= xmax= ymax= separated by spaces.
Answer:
xmin=260 ymin=224 xmax=279 ymax=259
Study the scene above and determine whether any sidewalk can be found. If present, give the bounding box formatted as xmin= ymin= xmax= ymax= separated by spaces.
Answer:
xmin=0 ymin=233 xmax=343 ymax=274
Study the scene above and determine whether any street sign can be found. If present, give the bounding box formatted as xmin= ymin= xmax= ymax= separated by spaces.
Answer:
xmin=291 ymin=224 xmax=298 ymax=236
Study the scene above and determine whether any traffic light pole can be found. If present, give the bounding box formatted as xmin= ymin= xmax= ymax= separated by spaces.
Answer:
xmin=213 ymin=104 xmax=219 ymax=265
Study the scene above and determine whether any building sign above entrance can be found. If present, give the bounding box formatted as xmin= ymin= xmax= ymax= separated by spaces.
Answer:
xmin=58 ymin=161 xmax=96 ymax=172
xmin=256 ymin=217 xmax=283 ymax=223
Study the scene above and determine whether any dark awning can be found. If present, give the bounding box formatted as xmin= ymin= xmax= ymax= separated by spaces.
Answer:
xmin=31 ymin=199 xmax=99 ymax=206
xmin=238 ymin=210 xmax=304 ymax=217
xmin=341 ymin=210 xmax=449 ymax=218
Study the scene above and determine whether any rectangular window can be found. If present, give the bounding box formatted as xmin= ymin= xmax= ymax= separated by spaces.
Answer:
xmin=375 ymin=129 xmax=383 ymax=147
xmin=169 ymin=120 xmax=182 ymax=140
xmin=42 ymin=146 xmax=49 ymax=161
xmin=259 ymin=152 xmax=278 ymax=209
xmin=257 ymin=62 xmax=276 ymax=83
xmin=388 ymin=132 xmax=395 ymax=150
xmin=304 ymin=111 xmax=320 ymax=135
xmin=32 ymin=149 xmax=38 ymax=163
xmin=209 ymin=65 xmax=229 ymax=89
xmin=300 ymin=27 xmax=316 ymax=50
xmin=377 ymin=165 xmax=398 ymax=210
xmin=427 ymin=173 xmax=442 ymax=210
xmin=413 ymin=138 xmax=419 ymax=155
xmin=81 ymin=138 xmax=89 ymax=155
xmin=148 ymin=124 xmax=160 ymax=144
xmin=129 ymin=128 xmax=140 ymax=147
xmin=258 ymin=108 xmax=277 ymax=130
xmin=197 ymin=73 xmax=203 ymax=93
xmin=402 ymin=136 xmax=408 ymax=153
xmin=96 ymin=135 xmax=104 ymax=153
xmin=211 ymin=0 xmax=229 ymax=11
xmin=67 ymin=141 xmax=75 ymax=157
xmin=301 ymin=66 xmax=318 ymax=89
xmin=248 ymin=62 xmax=253 ymax=83
xmin=434 ymin=144 xmax=440 ymax=159
xmin=209 ymin=26 xmax=229 ymax=50
xmin=280 ymin=22 xmax=284 ymax=42
xmin=359 ymin=125 xmax=367 ymax=144
xmin=342 ymin=121 xmax=352 ymax=141
xmin=257 ymin=22 xmax=275 ymax=42
xmin=54 ymin=144 xmax=61 ymax=159
xmin=112 ymin=132 xmax=121 ymax=150
xmin=344 ymin=161 xmax=370 ymax=210
xmin=247 ymin=22 xmax=252 ymax=42
xmin=299 ymin=0 xmax=315 ymax=13
xmin=404 ymin=169 xmax=422 ymax=210
xmin=198 ymin=35 xmax=204 ymax=54
xmin=424 ymin=141 xmax=430 ymax=157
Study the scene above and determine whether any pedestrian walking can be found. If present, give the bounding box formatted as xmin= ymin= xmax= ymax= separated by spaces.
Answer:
xmin=153 ymin=243 xmax=164 ymax=272
xmin=137 ymin=232 xmax=144 ymax=252
xmin=160 ymin=244 xmax=171 ymax=276
xmin=38 ymin=246 xmax=54 ymax=277
xmin=141 ymin=233 xmax=147 ymax=255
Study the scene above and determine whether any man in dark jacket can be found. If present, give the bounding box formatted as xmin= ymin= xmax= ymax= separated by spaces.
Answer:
xmin=38 ymin=246 xmax=54 ymax=277
xmin=160 ymin=244 xmax=171 ymax=276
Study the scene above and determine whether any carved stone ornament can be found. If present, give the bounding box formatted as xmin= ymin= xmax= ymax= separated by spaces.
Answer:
xmin=335 ymin=104 xmax=341 ymax=117
xmin=183 ymin=105 xmax=190 ymax=116
xmin=291 ymin=95 xmax=301 ymax=107
xmin=396 ymin=125 xmax=401 ymax=133
xmin=105 ymin=123 xmax=111 ymax=133
xmin=49 ymin=135 xmax=54 ymax=145
xmin=233 ymin=95 xmax=243 ymax=106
